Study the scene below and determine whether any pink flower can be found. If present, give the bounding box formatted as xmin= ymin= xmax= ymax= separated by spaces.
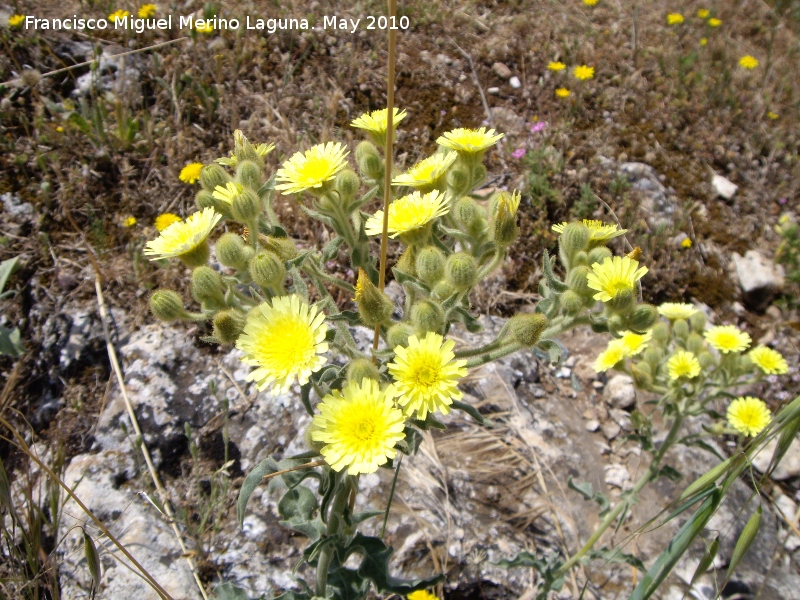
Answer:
xmin=530 ymin=121 xmax=548 ymax=133
xmin=512 ymin=148 xmax=526 ymax=159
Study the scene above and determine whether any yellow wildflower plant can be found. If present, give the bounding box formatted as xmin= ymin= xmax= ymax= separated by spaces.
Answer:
xmin=143 ymin=207 xmax=220 ymax=261
xmin=552 ymin=219 xmax=627 ymax=243
xmin=351 ymin=108 xmax=407 ymax=147
xmin=727 ymin=396 xmax=771 ymax=437
xmin=123 ymin=216 xmax=137 ymax=227
xmin=388 ymin=332 xmax=468 ymax=420
xmin=407 ymin=592 xmax=438 ymax=600
xmin=594 ymin=339 xmax=628 ymax=372
xmin=748 ymin=346 xmax=789 ymax=375
xmin=697 ymin=9 xmax=709 ymax=19
xmin=365 ymin=190 xmax=449 ymax=240
xmin=704 ymin=325 xmax=750 ymax=354
xmin=584 ymin=0 xmax=600 ymax=5
xmin=179 ymin=162 xmax=204 ymax=184
xmin=109 ymin=9 xmax=130 ymax=22
xmin=657 ymin=302 xmax=696 ymax=320
xmin=548 ymin=61 xmax=567 ymax=71
xmin=9 ymin=14 xmax=25 ymax=27
xmin=767 ymin=111 xmax=779 ymax=120
xmin=310 ymin=378 xmax=406 ymax=475
xmin=436 ymin=127 xmax=504 ymax=154
xmin=700 ymin=38 xmax=708 ymax=46
xmin=154 ymin=213 xmax=182 ymax=232
xmin=275 ymin=142 xmax=349 ymax=195
xmin=573 ymin=65 xmax=595 ymax=80
xmin=738 ymin=55 xmax=759 ymax=69
xmin=681 ymin=238 xmax=692 ymax=248
xmin=138 ymin=4 xmax=157 ymax=18
xmin=392 ymin=152 xmax=457 ymax=188
xmin=708 ymin=17 xmax=721 ymax=27
xmin=667 ymin=351 xmax=701 ymax=380
xmin=236 ymin=295 xmax=329 ymax=395
xmin=586 ymin=256 xmax=648 ymax=303
xmin=667 ymin=13 xmax=684 ymax=25
xmin=555 ymin=88 xmax=571 ymax=98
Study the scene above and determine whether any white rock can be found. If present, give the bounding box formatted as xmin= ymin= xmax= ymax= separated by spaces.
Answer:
xmin=752 ymin=437 xmax=800 ymax=480
xmin=509 ymin=76 xmax=521 ymax=88
xmin=732 ymin=250 xmax=785 ymax=312
xmin=487 ymin=87 xmax=500 ymax=94
xmin=585 ymin=419 xmax=600 ymax=432
xmin=774 ymin=493 xmax=798 ymax=525
xmin=604 ymin=464 xmax=631 ymax=489
xmin=712 ymin=174 xmax=738 ymax=199
xmin=601 ymin=420 xmax=621 ymax=441
xmin=604 ymin=374 xmax=636 ymax=409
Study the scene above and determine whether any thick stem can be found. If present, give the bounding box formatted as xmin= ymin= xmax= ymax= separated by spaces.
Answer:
xmin=465 ymin=341 xmax=523 ymax=368
xmin=316 ymin=476 xmax=353 ymax=597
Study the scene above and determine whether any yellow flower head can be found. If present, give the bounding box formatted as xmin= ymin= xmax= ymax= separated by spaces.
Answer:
xmin=154 ymin=213 xmax=182 ymax=232
xmin=619 ymin=330 xmax=652 ymax=356
xmin=657 ymin=303 xmax=696 ymax=320
xmin=739 ymin=55 xmax=759 ymax=69
xmin=587 ymin=256 xmax=648 ymax=303
xmin=704 ymin=325 xmax=750 ymax=354
xmin=236 ymin=295 xmax=329 ymax=395
xmin=351 ymin=108 xmax=407 ymax=146
xmin=573 ymin=65 xmax=595 ymax=80
xmin=697 ymin=9 xmax=709 ymax=19
xmin=109 ymin=9 xmax=130 ymax=22
xmin=667 ymin=13 xmax=684 ymax=25
xmin=708 ymin=17 xmax=721 ymax=27
xmin=310 ymin=378 xmax=405 ymax=475
xmin=365 ymin=190 xmax=449 ymax=239
xmin=9 ymin=14 xmax=25 ymax=27
xmin=436 ymin=127 xmax=504 ymax=154
xmin=123 ymin=216 xmax=137 ymax=227
xmin=594 ymin=340 xmax=628 ymax=372
xmin=212 ymin=182 xmax=243 ymax=204
xmin=388 ymin=332 xmax=468 ymax=420
xmin=393 ymin=152 xmax=457 ymax=188
xmin=196 ymin=22 xmax=214 ymax=33
xmin=179 ymin=162 xmax=204 ymax=184
xmin=275 ymin=142 xmax=349 ymax=195
xmin=681 ymin=238 xmax=692 ymax=248
xmin=727 ymin=396 xmax=771 ymax=437
xmin=138 ymin=4 xmax=157 ymax=18
xmin=143 ymin=207 xmax=221 ymax=260
xmin=548 ymin=61 xmax=567 ymax=71
xmin=408 ymin=592 xmax=439 ymax=600
xmin=552 ymin=219 xmax=627 ymax=243
xmin=667 ymin=351 xmax=701 ymax=380
xmin=748 ymin=346 xmax=789 ymax=375
xmin=584 ymin=0 xmax=600 ymax=5
xmin=700 ymin=38 xmax=708 ymax=46
xmin=767 ymin=111 xmax=779 ymax=120
xmin=555 ymin=88 xmax=571 ymax=98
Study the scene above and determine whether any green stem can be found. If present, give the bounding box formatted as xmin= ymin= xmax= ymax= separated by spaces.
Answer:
xmin=465 ymin=341 xmax=523 ymax=368
xmin=316 ymin=476 xmax=353 ymax=597
xmin=454 ymin=337 xmax=507 ymax=359
xmin=477 ymin=249 xmax=505 ymax=280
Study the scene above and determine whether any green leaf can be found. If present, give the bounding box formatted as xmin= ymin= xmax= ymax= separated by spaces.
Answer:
xmin=287 ymin=250 xmax=312 ymax=269
xmin=321 ymin=237 xmax=345 ymax=262
xmin=83 ymin=529 xmax=102 ymax=590
xmin=0 ymin=257 xmax=19 ymax=294
xmin=213 ymin=582 xmax=254 ymax=600
xmin=537 ymin=339 xmax=562 ymax=364
xmin=279 ymin=486 xmax=324 ymax=542
xmin=392 ymin=267 xmax=431 ymax=294
xmin=568 ymin=478 xmax=610 ymax=516
xmin=542 ymin=250 xmax=568 ymax=293
xmin=448 ymin=306 xmax=482 ymax=332
xmin=237 ymin=457 xmax=277 ymax=527
xmin=586 ymin=547 xmax=645 ymax=572
xmin=411 ymin=414 xmax=446 ymax=430
xmin=451 ymin=400 xmax=493 ymax=427
xmin=727 ymin=506 xmax=762 ymax=579
xmin=0 ymin=326 xmax=24 ymax=358
xmin=690 ymin=538 xmax=718 ymax=586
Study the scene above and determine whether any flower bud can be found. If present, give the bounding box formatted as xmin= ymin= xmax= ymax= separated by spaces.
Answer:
xmin=179 ymin=241 xmax=211 ymax=268
xmin=415 ymin=246 xmax=446 ymax=285
xmin=689 ymin=310 xmax=707 ymax=332
xmin=673 ymin=318 xmax=690 ymax=340
xmin=608 ymin=288 xmax=636 ymax=313
xmin=445 ymin=252 xmax=478 ymax=291
xmin=687 ymin=333 xmax=705 ymax=355
xmin=216 ymin=233 xmax=248 ymax=270
xmin=567 ymin=266 xmax=591 ymax=296
xmin=446 ymin=166 xmax=470 ymax=198
xmin=587 ymin=246 xmax=613 ymax=266
xmin=559 ymin=222 xmax=590 ymax=257
xmin=608 ymin=314 xmax=626 ymax=334
xmin=644 ymin=347 xmax=663 ymax=370
xmin=356 ymin=141 xmax=383 ymax=179
xmin=249 ymin=251 xmax=285 ymax=289
xmin=433 ymin=280 xmax=457 ymax=300
xmin=212 ymin=309 xmax=247 ymax=344
xmin=561 ymin=290 xmax=584 ymax=316
xmin=698 ymin=351 xmax=715 ymax=370
xmin=196 ymin=189 xmax=231 ymax=219
xmin=191 ymin=266 xmax=226 ymax=307
xmin=236 ymin=160 xmax=263 ymax=191
xmin=200 ymin=163 xmax=231 ymax=192
xmin=386 ymin=323 xmax=414 ymax=349
xmin=233 ymin=130 xmax=263 ymax=166
xmin=261 ymin=235 xmax=298 ymax=260
xmin=627 ymin=303 xmax=658 ymax=333
xmin=572 ymin=251 xmax=589 ymax=267
xmin=411 ymin=299 xmax=444 ymax=334
xmin=508 ymin=313 xmax=548 ymax=346
xmin=231 ymin=188 xmax=261 ymax=223
xmin=454 ymin=197 xmax=479 ymax=228
xmin=651 ymin=321 xmax=670 ymax=346
xmin=335 ymin=169 xmax=360 ymax=199
xmin=355 ymin=269 xmax=394 ymax=327
xmin=631 ymin=363 xmax=653 ymax=389
xmin=492 ymin=192 xmax=520 ymax=246
xmin=471 ymin=164 xmax=487 ymax=186
xmin=346 ymin=358 xmax=381 ymax=384
xmin=149 ymin=290 xmax=186 ymax=322
xmin=396 ymin=247 xmax=416 ymax=276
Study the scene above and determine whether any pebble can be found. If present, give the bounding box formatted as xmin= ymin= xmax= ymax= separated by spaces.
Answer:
xmin=601 ymin=421 xmax=621 ymax=441
xmin=585 ymin=419 xmax=600 ymax=432
xmin=487 ymin=87 xmax=500 ymax=95
xmin=712 ymin=174 xmax=738 ymax=199
xmin=509 ymin=76 xmax=521 ymax=88
xmin=492 ymin=62 xmax=512 ymax=79
xmin=604 ymin=374 xmax=636 ymax=409
xmin=604 ymin=464 xmax=631 ymax=489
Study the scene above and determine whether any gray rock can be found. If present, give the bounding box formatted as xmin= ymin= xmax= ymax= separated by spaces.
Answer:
xmin=604 ymin=374 xmax=636 ymax=409
xmin=732 ymin=250 xmax=785 ymax=312
xmin=73 ymin=47 xmax=141 ymax=97
xmin=752 ymin=436 xmax=800 ymax=480
xmin=492 ymin=62 xmax=512 ymax=79
xmin=1 ymin=192 xmax=34 ymax=234
xmin=618 ymin=162 xmax=680 ymax=229
xmin=601 ymin=420 xmax=621 ymax=441
xmin=604 ymin=463 xmax=631 ymax=489
xmin=712 ymin=174 xmax=738 ymax=199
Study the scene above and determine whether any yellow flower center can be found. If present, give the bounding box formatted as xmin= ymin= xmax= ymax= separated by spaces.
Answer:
xmin=414 ymin=363 xmax=440 ymax=387
xmin=254 ymin=314 xmax=315 ymax=374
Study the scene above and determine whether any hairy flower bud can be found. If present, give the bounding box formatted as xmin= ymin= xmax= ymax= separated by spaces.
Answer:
xmin=411 ymin=299 xmax=445 ymax=334
xmin=698 ymin=351 xmax=715 ymax=370
xmin=433 ymin=280 xmax=457 ymax=300
xmin=567 ymin=266 xmax=592 ymax=297
xmin=149 ymin=290 xmax=186 ymax=322
xmin=231 ymin=188 xmax=261 ymax=223
xmin=396 ymin=247 xmax=416 ymax=276
xmin=445 ymin=252 xmax=478 ymax=291
xmin=346 ymin=358 xmax=381 ymax=384
xmin=561 ymin=290 xmax=584 ymax=316
xmin=587 ymin=246 xmax=613 ymax=266
xmin=627 ymin=303 xmax=658 ymax=333
xmin=631 ymin=363 xmax=653 ymax=389
xmin=644 ymin=347 xmax=663 ymax=371
xmin=415 ymin=246 xmax=446 ymax=285
xmin=212 ymin=309 xmax=247 ymax=344
xmin=386 ymin=323 xmax=414 ymax=349
xmin=559 ymin=222 xmax=590 ymax=258
xmin=508 ymin=313 xmax=548 ymax=346
xmin=196 ymin=189 xmax=231 ymax=219
xmin=446 ymin=166 xmax=470 ymax=198
xmin=673 ymin=318 xmax=690 ymax=340
xmin=191 ymin=266 xmax=226 ymax=307
xmin=687 ymin=333 xmax=705 ymax=355
xmin=492 ymin=191 xmax=520 ymax=246
xmin=651 ymin=321 xmax=671 ymax=346
xmin=689 ymin=310 xmax=707 ymax=332
xmin=335 ymin=169 xmax=361 ymax=199
xmin=179 ymin=240 xmax=211 ymax=268
xmin=260 ymin=235 xmax=298 ymax=260
xmin=572 ymin=251 xmax=589 ymax=267
xmin=608 ymin=288 xmax=636 ymax=313
xmin=355 ymin=269 xmax=394 ymax=327
xmin=249 ymin=251 xmax=285 ymax=289
xmin=216 ymin=233 xmax=248 ymax=270
xmin=356 ymin=141 xmax=383 ymax=179
xmin=453 ymin=197 xmax=479 ymax=228
xmin=236 ymin=160 xmax=263 ymax=191
xmin=200 ymin=163 xmax=231 ymax=192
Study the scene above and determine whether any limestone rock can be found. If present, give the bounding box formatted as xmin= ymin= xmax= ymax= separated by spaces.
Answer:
xmin=732 ymin=250 xmax=785 ymax=312
xmin=604 ymin=374 xmax=636 ymax=409
xmin=492 ymin=62 xmax=512 ymax=79
xmin=752 ymin=436 xmax=800 ymax=480
xmin=712 ymin=174 xmax=738 ymax=199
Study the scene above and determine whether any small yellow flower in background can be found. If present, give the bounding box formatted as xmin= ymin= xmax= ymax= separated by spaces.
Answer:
xmin=436 ymin=127 xmax=504 ymax=154
xmin=552 ymin=219 xmax=627 ymax=243
xmin=548 ymin=61 xmax=567 ymax=72
xmin=748 ymin=346 xmax=789 ymax=375
xmin=275 ymin=142 xmax=349 ymax=195
xmin=667 ymin=13 xmax=684 ymax=25
xmin=681 ymin=238 xmax=693 ymax=248
xmin=708 ymin=17 xmax=721 ymax=27
xmin=179 ymin=162 xmax=204 ymax=184
xmin=351 ymin=108 xmax=407 ymax=146
xmin=389 ymin=332 xmax=468 ymax=420
xmin=573 ymin=65 xmax=595 ymax=80
xmin=236 ymin=295 xmax=329 ymax=395
xmin=109 ymin=9 xmax=130 ymax=22
xmin=196 ymin=22 xmax=214 ymax=33
xmin=700 ymin=38 xmax=708 ymax=47
xmin=154 ymin=213 xmax=182 ymax=232
xmin=727 ymin=396 xmax=771 ymax=437
xmin=8 ymin=14 xmax=25 ymax=27
xmin=704 ymin=325 xmax=751 ymax=354
xmin=739 ymin=55 xmax=759 ymax=69
xmin=310 ymin=379 xmax=405 ymax=475
xmin=212 ymin=182 xmax=243 ymax=204
xmin=365 ymin=190 xmax=449 ymax=239
xmin=555 ymin=88 xmax=571 ymax=98
xmin=586 ymin=256 xmax=648 ymax=303
xmin=594 ymin=340 xmax=628 ymax=372
xmin=619 ymin=330 xmax=652 ymax=356
xmin=767 ymin=111 xmax=779 ymax=120
xmin=123 ymin=216 xmax=137 ymax=227
xmin=408 ymin=591 xmax=438 ymax=600
xmin=393 ymin=152 xmax=457 ymax=188
xmin=584 ymin=0 xmax=600 ymax=5
xmin=697 ymin=9 xmax=710 ymax=19
xmin=55 ymin=126 xmax=64 ymax=133
xmin=668 ymin=351 xmax=701 ymax=380
xmin=143 ymin=207 xmax=221 ymax=260
xmin=657 ymin=302 xmax=697 ymax=320
xmin=138 ymin=4 xmax=157 ymax=18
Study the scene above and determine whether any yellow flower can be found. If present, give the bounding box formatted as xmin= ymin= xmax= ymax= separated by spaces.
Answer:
xmin=697 ymin=9 xmax=709 ymax=19
xmin=55 ymin=126 xmax=64 ymax=133
xmin=555 ymin=88 xmax=571 ymax=98
xmin=143 ymin=207 xmax=221 ymax=260
xmin=365 ymin=190 xmax=449 ymax=239
xmin=310 ymin=379 xmax=405 ymax=475
xmin=767 ymin=111 xmax=779 ymax=120
xmin=109 ymin=9 xmax=130 ymax=22
xmin=196 ymin=22 xmax=214 ymax=33
xmin=275 ymin=142 xmax=349 ymax=195
xmin=212 ymin=182 xmax=243 ymax=204
xmin=388 ymin=332 xmax=468 ymax=420
xmin=436 ymin=127 xmax=504 ymax=154
xmin=586 ymin=256 xmax=648 ymax=303
xmin=351 ymin=108 xmax=407 ymax=146
xmin=657 ymin=303 xmax=696 ymax=320
xmin=548 ymin=61 xmax=567 ymax=71
xmin=681 ymin=238 xmax=692 ymax=248
xmin=748 ymin=346 xmax=788 ymax=375
xmin=584 ymin=0 xmax=600 ymax=5
xmin=700 ymin=38 xmax=708 ymax=46
xmin=573 ymin=65 xmax=595 ymax=80
xmin=667 ymin=13 xmax=684 ymax=25
xmin=236 ymin=295 xmax=329 ymax=395
xmin=727 ymin=396 xmax=771 ymax=437
xmin=138 ymin=4 xmax=157 ymax=18
xmin=552 ymin=219 xmax=627 ymax=243
xmin=739 ymin=55 xmax=759 ymax=69
xmin=704 ymin=325 xmax=751 ymax=354
xmin=8 ymin=14 xmax=25 ymax=27
xmin=408 ymin=592 xmax=438 ymax=600
xmin=392 ymin=152 xmax=457 ymax=188
xmin=619 ymin=330 xmax=652 ymax=356
xmin=154 ymin=213 xmax=182 ymax=232
xmin=179 ymin=162 xmax=204 ymax=184
xmin=667 ymin=351 xmax=701 ymax=380
xmin=123 ymin=216 xmax=137 ymax=227
xmin=594 ymin=340 xmax=628 ymax=372
xmin=708 ymin=17 xmax=721 ymax=27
